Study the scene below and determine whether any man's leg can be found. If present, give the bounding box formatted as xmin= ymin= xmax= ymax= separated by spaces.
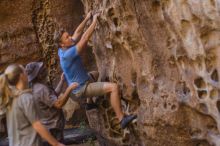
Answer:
xmin=84 ymin=82 xmax=137 ymax=128
xmin=84 ymin=82 xmax=124 ymax=121
xmin=86 ymin=71 xmax=99 ymax=104
xmin=102 ymin=83 xmax=124 ymax=121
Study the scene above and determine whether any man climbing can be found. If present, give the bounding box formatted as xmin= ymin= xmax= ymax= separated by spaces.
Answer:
xmin=54 ymin=11 xmax=136 ymax=129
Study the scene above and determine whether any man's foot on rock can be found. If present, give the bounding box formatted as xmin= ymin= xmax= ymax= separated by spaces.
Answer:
xmin=120 ymin=114 xmax=137 ymax=129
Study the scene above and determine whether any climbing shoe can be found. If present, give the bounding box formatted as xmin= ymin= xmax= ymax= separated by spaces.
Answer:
xmin=120 ymin=114 xmax=137 ymax=129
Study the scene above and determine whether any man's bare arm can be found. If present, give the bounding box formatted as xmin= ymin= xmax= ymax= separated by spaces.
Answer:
xmin=32 ymin=121 xmax=64 ymax=146
xmin=55 ymin=73 xmax=65 ymax=95
xmin=53 ymin=82 xmax=78 ymax=109
xmin=76 ymin=13 xmax=100 ymax=54
xmin=72 ymin=11 xmax=92 ymax=42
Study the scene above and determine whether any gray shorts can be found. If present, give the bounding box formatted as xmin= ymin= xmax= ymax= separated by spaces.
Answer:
xmin=74 ymin=81 xmax=106 ymax=98
xmin=72 ymin=71 xmax=106 ymax=99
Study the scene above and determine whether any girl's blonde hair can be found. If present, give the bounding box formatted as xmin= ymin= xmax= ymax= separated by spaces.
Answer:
xmin=0 ymin=64 xmax=24 ymax=109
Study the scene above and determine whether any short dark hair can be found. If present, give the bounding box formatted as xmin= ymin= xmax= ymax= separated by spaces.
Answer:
xmin=53 ymin=28 xmax=66 ymax=47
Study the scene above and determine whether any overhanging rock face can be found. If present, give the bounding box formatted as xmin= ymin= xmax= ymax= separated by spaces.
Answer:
xmin=81 ymin=0 xmax=220 ymax=145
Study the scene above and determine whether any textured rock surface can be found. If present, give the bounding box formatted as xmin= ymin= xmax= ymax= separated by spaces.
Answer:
xmin=1 ymin=0 xmax=220 ymax=146
xmin=0 ymin=0 xmax=40 ymax=70
xmin=81 ymin=0 xmax=220 ymax=145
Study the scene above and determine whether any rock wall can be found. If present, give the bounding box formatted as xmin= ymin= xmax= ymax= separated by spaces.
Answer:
xmin=1 ymin=0 xmax=220 ymax=146
xmin=0 ymin=0 xmax=40 ymax=70
xmin=81 ymin=0 xmax=220 ymax=145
